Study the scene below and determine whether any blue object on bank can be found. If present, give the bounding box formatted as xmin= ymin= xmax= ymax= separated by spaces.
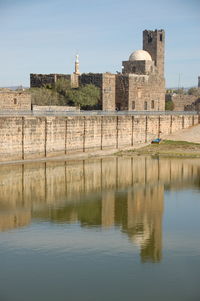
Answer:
xmin=151 ymin=138 xmax=162 ymax=144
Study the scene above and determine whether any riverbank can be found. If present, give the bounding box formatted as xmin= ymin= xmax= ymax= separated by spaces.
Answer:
xmin=119 ymin=140 xmax=200 ymax=158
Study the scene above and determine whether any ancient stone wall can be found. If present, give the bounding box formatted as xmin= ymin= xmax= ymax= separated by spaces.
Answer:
xmin=122 ymin=60 xmax=154 ymax=75
xmin=32 ymin=105 xmax=79 ymax=111
xmin=30 ymin=73 xmax=71 ymax=88
xmin=143 ymin=29 xmax=165 ymax=76
xmin=170 ymin=94 xmax=198 ymax=111
xmin=116 ymin=75 xmax=129 ymax=110
xmin=0 ymin=91 xmax=31 ymax=111
xmin=116 ymin=74 xmax=165 ymax=111
xmin=0 ymin=113 xmax=199 ymax=162
xmin=102 ymin=73 xmax=116 ymax=111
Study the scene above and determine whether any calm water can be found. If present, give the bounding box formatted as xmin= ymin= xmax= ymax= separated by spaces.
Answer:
xmin=0 ymin=156 xmax=200 ymax=301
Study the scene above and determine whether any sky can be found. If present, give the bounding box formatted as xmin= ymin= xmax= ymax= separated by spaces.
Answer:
xmin=0 ymin=0 xmax=199 ymax=88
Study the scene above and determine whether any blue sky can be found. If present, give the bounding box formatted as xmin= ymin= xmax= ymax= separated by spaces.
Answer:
xmin=0 ymin=0 xmax=199 ymax=87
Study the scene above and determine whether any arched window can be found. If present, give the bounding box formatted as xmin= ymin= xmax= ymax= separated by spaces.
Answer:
xmin=151 ymin=100 xmax=154 ymax=109
xmin=144 ymin=101 xmax=147 ymax=110
xmin=132 ymin=101 xmax=135 ymax=110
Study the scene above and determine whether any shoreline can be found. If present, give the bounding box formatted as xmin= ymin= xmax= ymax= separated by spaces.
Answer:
xmin=1 ymin=140 xmax=200 ymax=166
xmin=0 ymin=143 xmax=149 ymax=166
xmin=118 ymin=140 xmax=200 ymax=158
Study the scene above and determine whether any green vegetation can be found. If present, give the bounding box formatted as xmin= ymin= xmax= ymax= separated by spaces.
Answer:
xmin=118 ymin=140 xmax=200 ymax=158
xmin=188 ymin=87 xmax=200 ymax=97
xmin=29 ymin=79 xmax=101 ymax=109
xmin=165 ymin=100 xmax=174 ymax=111
xmin=161 ymin=140 xmax=200 ymax=146
xmin=30 ymin=87 xmax=65 ymax=106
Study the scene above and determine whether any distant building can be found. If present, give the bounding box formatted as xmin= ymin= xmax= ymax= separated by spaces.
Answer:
xmin=0 ymin=89 xmax=31 ymax=111
xmin=198 ymin=76 xmax=200 ymax=88
xmin=30 ymin=29 xmax=166 ymax=111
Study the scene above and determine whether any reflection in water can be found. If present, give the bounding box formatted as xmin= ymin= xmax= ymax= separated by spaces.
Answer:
xmin=0 ymin=157 xmax=200 ymax=263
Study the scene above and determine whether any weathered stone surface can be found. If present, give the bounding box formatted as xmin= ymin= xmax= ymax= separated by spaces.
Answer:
xmin=32 ymin=105 xmax=79 ymax=111
xmin=0 ymin=114 xmax=199 ymax=162
xmin=0 ymin=91 xmax=31 ymax=111
xmin=168 ymin=94 xmax=199 ymax=111
xmin=30 ymin=29 xmax=166 ymax=112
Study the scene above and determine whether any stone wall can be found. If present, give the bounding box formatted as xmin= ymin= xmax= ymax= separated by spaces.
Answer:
xmin=0 ymin=91 xmax=31 ymax=111
xmin=32 ymin=105 xmax=80 ymax=111
xmin=169 ymin=94 xmax=198 ymax=111
xmin=102 ymin=73 xmax=116 ymax=111
xmin=116 ymin=74 xmax=165 ymax=111
xmin=30 ymin=73 xmax=71 ymax=88
xmin=0 ymin=113 xmax=199 ymax=162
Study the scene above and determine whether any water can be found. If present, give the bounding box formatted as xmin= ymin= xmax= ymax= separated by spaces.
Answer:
xmin=0 ymin=156 xmax=200 ymax=301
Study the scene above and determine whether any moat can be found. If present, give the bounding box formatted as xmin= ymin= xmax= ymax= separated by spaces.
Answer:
xmin=0 ymin=156 xmax=200 ymax=301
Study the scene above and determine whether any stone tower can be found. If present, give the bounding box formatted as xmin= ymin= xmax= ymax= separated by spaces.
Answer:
xmin=143 ymin=29 xmax=165 ymax=77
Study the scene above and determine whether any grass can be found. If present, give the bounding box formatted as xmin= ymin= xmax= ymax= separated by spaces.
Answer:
xmin=118 ymin=140 xmax=200 ymax=158
xmin=161 ymin=140 xmax=200 ymax=146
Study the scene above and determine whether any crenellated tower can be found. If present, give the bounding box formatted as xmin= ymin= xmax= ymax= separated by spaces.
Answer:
xmin=143 ymin=29 xmax=165 ymax=77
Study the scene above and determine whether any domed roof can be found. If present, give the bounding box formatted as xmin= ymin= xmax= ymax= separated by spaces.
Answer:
xmin=129 ymin=50 xmax=152 ymax=61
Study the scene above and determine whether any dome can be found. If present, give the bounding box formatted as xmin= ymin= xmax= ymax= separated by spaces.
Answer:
xmin=129 ymin=50 xmax=152 ymax=61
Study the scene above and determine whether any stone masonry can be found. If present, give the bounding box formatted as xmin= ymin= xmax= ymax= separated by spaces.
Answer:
xmin=0 ymin=113 xmax=199 ymax=162
xmin=30 ymin=29 xmax=166 ymax=112
xmin=0 ymin=90 xmax=31 ymax=111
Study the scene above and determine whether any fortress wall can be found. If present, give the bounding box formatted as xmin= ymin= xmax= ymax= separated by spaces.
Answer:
xmin=146 ymin=115 xmax=159 ymax=141
xmin=0 ymin=114 xmax=199 ymax=162
xmin=24 ymin=117 xmax=46 ymax=159
xmin=0 ymin=117 xmax=23 ymax=161
xmin=171 ymin=115 xmax=183 ymax=132
xmin=160 ymin=115 xmax=171 ymax=136
xmin=132 ymin=115 xmax=146 ymax=144
xmin=85 ymin=116 xmax=102 ymax=151
xmin=66 ymin=116 xmax=84 ymax=153
xmin=117 ymin=116 xmax=132 ymax=147
xmin=46 ymin=117 xmax=66 ymax=157
xmin=0 ymin=91 xmax=31 ymax=111
xmin=102 ymin=116 xmax=117 ymax=149
xmin=32 ymin=105 xmax=79 ymax=111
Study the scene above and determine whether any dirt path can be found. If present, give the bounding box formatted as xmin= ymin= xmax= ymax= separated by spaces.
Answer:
xmin=165 ymin=124 xmax=200 ymax=143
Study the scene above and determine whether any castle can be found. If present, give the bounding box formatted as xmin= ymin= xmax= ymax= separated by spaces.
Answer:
xmin=30 ymin=29 xmax=166 ymax=111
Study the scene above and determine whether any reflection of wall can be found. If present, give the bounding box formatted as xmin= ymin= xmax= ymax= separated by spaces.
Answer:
xmin=0 ymin=157 xmax=200 ymax=241
xmin=102 ymin=191 xmax=115 ymax=228
xmin=0 ymin=210 xmax=31 ymax=232
xmin=126 ymin=185 xmax=163 ymax=262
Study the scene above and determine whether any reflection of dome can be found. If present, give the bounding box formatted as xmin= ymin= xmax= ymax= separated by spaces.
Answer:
xmin=129 ymin=50 xmax=152 ymax=61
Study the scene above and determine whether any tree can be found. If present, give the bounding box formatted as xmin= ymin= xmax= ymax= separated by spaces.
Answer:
xmin=67 ymin=84 xmax=100 ymax=109
xmin=53 ymin=78 xmax=71 ymax=97
xmin=165 ymin=100 xmax=174 ymax=111
xmin=172 ymin=88 xmax=185 ymax=95
xmin=188 ymin=87 xmax=200 ymax=97
xmin=29 ymin=87 xmax=65 ymax=106
xmin=29 ymin=79 xmax=100 ymax=109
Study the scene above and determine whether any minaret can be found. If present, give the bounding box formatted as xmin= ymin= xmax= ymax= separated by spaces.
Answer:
xmin=74 ymin=54 xmax=80 ymax=75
